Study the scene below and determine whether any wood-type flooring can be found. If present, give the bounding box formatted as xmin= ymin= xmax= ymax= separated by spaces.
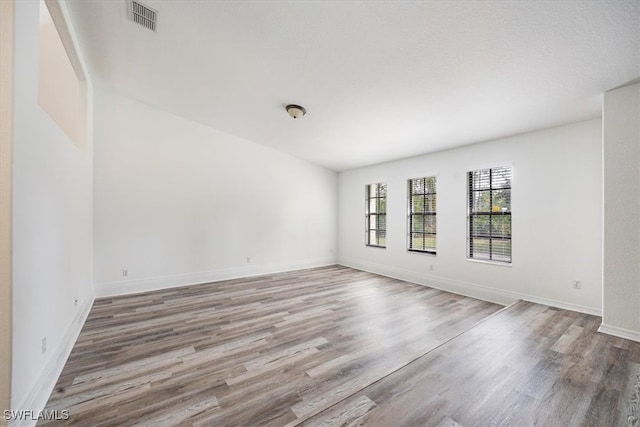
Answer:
xmin=41 ymin=266 xmax=640 ymax=426
xmin=302 ymin=300 xmax=640 ymax=427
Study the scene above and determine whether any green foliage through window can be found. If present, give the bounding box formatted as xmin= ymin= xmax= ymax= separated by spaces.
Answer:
xmin=468 ymin=166 xmax=512 ymax=263
xmin=408 ymin=176 xmax=436 ymax=253
xmin=366 ymin=182 xmax=387 ymax=247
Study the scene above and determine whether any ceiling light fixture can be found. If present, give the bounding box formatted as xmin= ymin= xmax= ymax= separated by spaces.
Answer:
xmin=286 ymin=104 xmax=306 ymax=119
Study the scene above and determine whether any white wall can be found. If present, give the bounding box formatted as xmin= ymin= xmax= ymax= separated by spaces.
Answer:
xmin=339 ymin=119 xmax=603 ymax=314
xmin=1 ymin=0 xmax=15 ymax=421
xmin=12 ymin=0 xmax=93 ymax=420
xmin=93 ymin=89 xmax=338 ymax=296
xmin=601 ymin=82 xmax=640 ymax=341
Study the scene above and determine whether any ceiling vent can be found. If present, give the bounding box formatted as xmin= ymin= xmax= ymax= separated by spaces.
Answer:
xmin=128 ymin=0 xmax=157 ymax=32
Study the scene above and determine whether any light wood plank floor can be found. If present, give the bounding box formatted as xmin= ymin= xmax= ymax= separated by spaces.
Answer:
xmin=41 ymin=266 xmax=640 ymax=426
xmin=41 ymin=266 xmax=501 ymax=426
xmin=302 ymin=301 xmax=640 ymax=427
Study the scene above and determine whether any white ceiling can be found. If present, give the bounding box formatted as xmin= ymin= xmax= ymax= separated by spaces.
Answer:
xmin=66 ymin=0 xmax=639 ymax=171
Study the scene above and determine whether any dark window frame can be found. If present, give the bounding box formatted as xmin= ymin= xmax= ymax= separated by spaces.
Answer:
xmin=365 ymin=182 xmax=387 ymax=248
xmin=408 ymin=176 xmax=437 ymax=254
xmin=467 ymin=166 xmax=512 ymax=264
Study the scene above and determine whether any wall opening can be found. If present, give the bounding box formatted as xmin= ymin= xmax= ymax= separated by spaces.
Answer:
xmin=38 ymin=0 xmax=86 ymax=149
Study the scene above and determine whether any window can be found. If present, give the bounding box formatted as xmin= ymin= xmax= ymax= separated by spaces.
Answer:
xmin=468 ymin=166 xmax=512 ymax=263
xmin=365 ymin=182 xmax=387 ymax=247
xmin=408 ymin=176 xmax=436 ymax=254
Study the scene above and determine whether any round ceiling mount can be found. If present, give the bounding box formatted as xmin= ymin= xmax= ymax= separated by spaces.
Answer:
xmin=286 ymin=104 xmax=306 ymax=119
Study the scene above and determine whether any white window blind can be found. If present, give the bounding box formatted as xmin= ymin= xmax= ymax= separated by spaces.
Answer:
xmin=365 ymin=183 xmax=387 ymax=247
xmin=468 ymin=166 xmax=512 ymax=263
xmin=408 ymin=176 xmax=436 ymax=254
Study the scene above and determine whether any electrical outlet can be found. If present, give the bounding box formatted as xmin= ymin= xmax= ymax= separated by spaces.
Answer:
xmin=74 ymin=298 xmax=78 ymax=307
xmin=42 ymin=337 xmax=46 ymax=355
xmin=572 ymin=280 xmax=582 ymax=290
xmin=246 ymin=257 xmax=251 ymax=263
xmin=122 ymin=269 xmax=128 ymax=277
xmin=429 ymin=264 xmax=434 ymax=271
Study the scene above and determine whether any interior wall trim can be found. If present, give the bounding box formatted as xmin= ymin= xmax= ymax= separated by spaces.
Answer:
xmin=598 ymin=323 xmax=640 ymax=343
xmin=12 ymin=298 xmax=93 ymax=427
xmin=339 ymin=257 xmax=602 ymax=317
xmin=94 ymin=257 xmax=338 ymax=298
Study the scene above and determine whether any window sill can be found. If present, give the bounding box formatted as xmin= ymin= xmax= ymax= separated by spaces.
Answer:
xmin=466 ymin=258 xmax=512 ymax=267
xmin=408 ymin=249 xmax=436 ymax=256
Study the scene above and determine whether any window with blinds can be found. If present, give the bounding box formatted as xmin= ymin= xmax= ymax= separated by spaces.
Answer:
xmin=408 ymin=176 xmax=436 ymax=254
xmin=365 ymin=182 xmax=387 ymax=247
xmin=468 ymin=166 xmax=512 ymax=263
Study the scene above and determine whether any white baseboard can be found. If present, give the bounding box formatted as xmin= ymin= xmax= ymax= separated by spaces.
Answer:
xmin=94 ymin=257 xmax=338 ymax=298
xmin=11 ymin=297 xmax=94 ymax=427
xmin=598 ymin=323 xmax=640 ymax=342
xmin=339 ymin=257 xmax=601 ymax=316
